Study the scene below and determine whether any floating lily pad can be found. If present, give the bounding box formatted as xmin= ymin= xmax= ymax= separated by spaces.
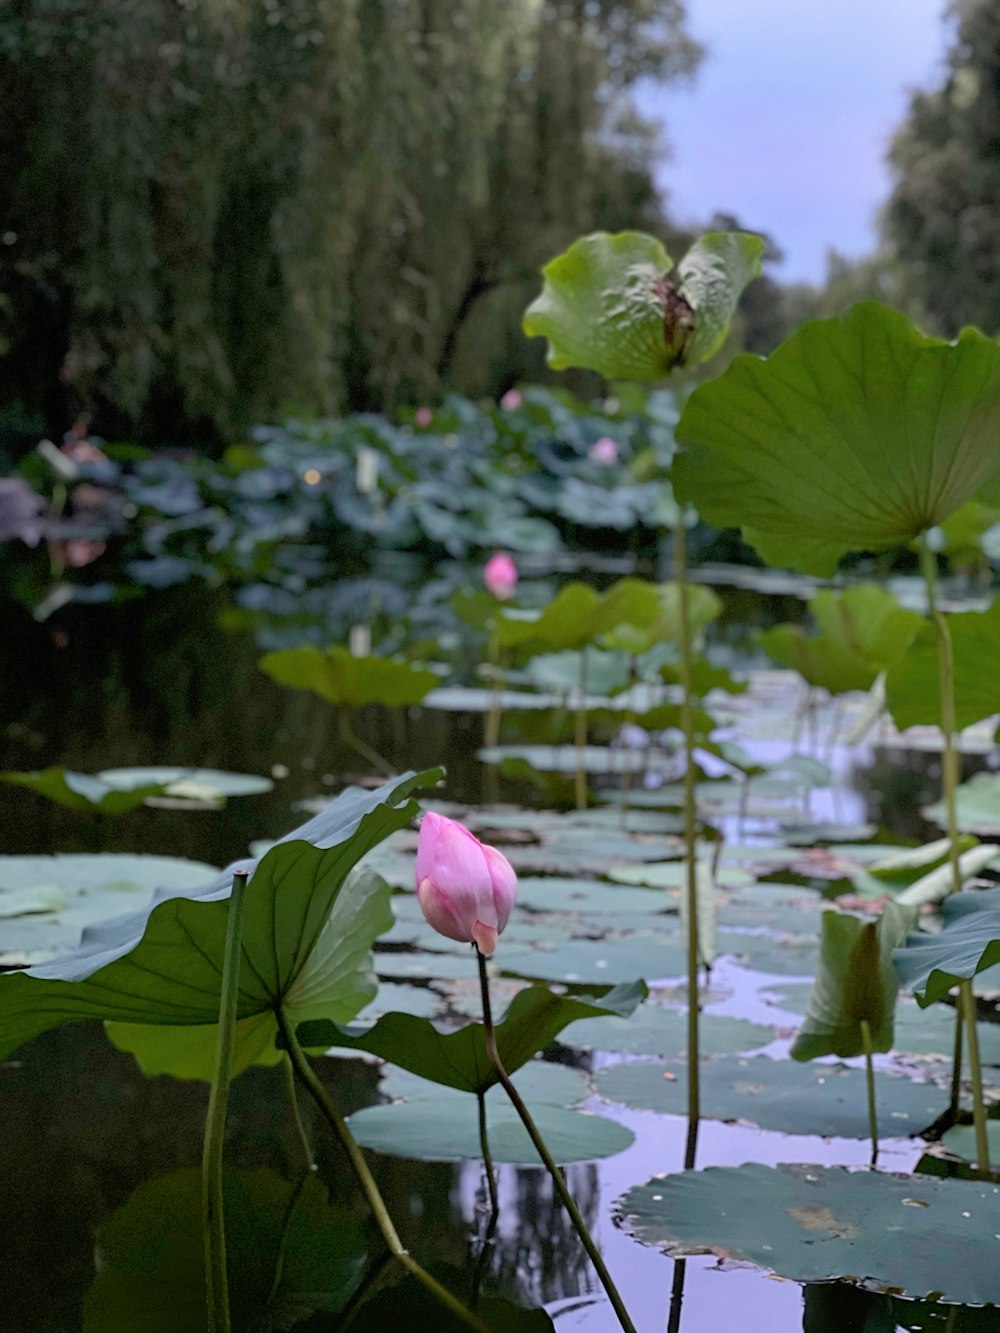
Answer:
xmin=478 ymin=744 xmax=658 ymax=775
xmin=924 ymin=773 xmax=1000 ymax=836
xmin=939 ymin=1120 xmax=1000 ymax=1168
xmin=559 ymin=1004 xmax=772 ymax=1057
xmin=608 ymin=861 xmax=753 ymax=889
xmin=354 ymin=982 xmax=443 ymax=1024
xmin=500 ymin=932 xmax=686 ymax=985
xmin=97 ymin=766 xmax=273 ymax=803
xmin=0 ymin=767 xmax=171 ymax=814
xmin=375 ymin=949 xmax=481 ymax=981
xmin=0 ymin=854 xmax=219 ymax=965
xmin=717 ymin=884 xmax=824 ymax=932
xmin=618 ymin=1162 xmax=1000 ymax=1303
xmin=515 ymin=876 xmax=669 ymax=916
xmin=595 ymin=1056 xmax=948 ymax=1137
xmin=346 ymin=1061 xmax=632 ymax=1164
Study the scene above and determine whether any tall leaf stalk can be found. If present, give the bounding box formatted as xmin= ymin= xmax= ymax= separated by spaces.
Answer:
xmin=278 ymin=1010 xmax=488 ymax=1331
xmin=203 ymin=868 xmax=249 ymax=1333
xmin=475 ymin=949 xmax=636 ymax=1333
xmin=674 ymin=517 xmax=701 ymax=1169
xmin=920 ymin=543 xmax=990 ymax=1171
xmin=860 ymin=1019 xmax=879 ymax=1166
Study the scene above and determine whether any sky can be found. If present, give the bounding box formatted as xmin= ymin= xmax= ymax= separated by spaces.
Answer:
xmin=637 ymin=0 xmax=951 ymax=283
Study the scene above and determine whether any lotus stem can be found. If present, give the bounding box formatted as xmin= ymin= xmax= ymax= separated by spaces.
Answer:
xmin=475 ymin=949 xmax=637 ymax=1333
xmin=575 ymin=650 xmax=589 ymax=810
xmin=666 ymin=1256 xmax=687 ymax=1333
xmin=674 ymin=517 xmax=701 ymax=1170
xmin=860 ymin=1019 xmax=879 ymax=1167
xmin=484 ymin=627 xmax=504 ymax=750
xmin=202 ymin=868 xmax=249 ymax=1333
xmin=278 ymin=1009 xmax=488 ymax=1332
xmin=338 ymin=710 xmax=395 ymax=778
xmin=476 ymin=1086 xmax=500 ymax=1227
xmin=920 ymin=543 xmax=987 ymax=1163
xmin=282 ymin=1050 xmax=314 ymax=1171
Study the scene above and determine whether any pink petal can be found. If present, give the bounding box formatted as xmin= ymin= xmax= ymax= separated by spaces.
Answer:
xmin=472 ymin=921 xmax=498 ymax=956
xmin=417 ymin=876 xmax=473 ymax=944
xmin=481 ymin=842 xmax=517 ymax=934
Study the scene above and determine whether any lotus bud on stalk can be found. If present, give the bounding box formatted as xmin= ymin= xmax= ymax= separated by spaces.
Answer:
xmin=483 ymin=551 xmax=518 ymax=601
xmin=588 ymin=436 xmax=619 ymax=464
xmin=415 ymin=812 xmax=517 ymax=957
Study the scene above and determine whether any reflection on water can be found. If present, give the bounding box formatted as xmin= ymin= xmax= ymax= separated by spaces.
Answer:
xmin=2 ymin=578 xmax=999 ymax=1331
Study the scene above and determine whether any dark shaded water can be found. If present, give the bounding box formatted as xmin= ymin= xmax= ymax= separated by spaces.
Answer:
xmin=1 ymin=579 xmax=996 ymax=1333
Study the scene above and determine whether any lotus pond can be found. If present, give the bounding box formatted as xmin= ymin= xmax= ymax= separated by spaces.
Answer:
xmin=5 ymin=235 xmax=1000 ymax=1333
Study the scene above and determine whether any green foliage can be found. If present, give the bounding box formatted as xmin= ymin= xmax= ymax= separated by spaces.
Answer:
xmin=0 ymin=772 xmax=436 ymax=1074
xmin=759 ymin=586 xmax=923 ymax=695
xmin=886 ymin=597 xmax=1000 ymax=730
xmin=0 ymin=1 xmax=702 ymax=438
xmin=299 ymin=980 xmax=644 ymax=1092
xmin=0 ymin=767 xmax=170 ymax=814
xmin=259 ymin=645 xmax=438 ymax=708
xmin=893 ymin=887 xmax=1000 ymax=1006
xmin=673 ymin=303 xmax=1000 ymax=575
xmin=790 ymin=904 xmax=915 ymax=1061
xmin=523 ymin=230 xmax=763 ymax=380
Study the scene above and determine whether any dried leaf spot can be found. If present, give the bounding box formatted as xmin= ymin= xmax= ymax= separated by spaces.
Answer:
xmin=787 ymin=1205 xmax=859 ymax=1239
xmin=734 ymin=1081 xmax=765 ymax=1095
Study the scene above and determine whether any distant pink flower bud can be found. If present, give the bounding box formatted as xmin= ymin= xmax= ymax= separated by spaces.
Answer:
xmin=415 ymin=812 xmax=518 ymax=957
xmin=483 ymin=551 xmax=518 ymax=600
xmin=588 ymin=436 xmax=619 ymax=464
xmin=414 ymin=406 xmax=433 ymax=427
xmin=499 ymin=388 xmax=523 ymax=411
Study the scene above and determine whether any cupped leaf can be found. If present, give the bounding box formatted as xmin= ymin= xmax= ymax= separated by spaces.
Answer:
xmin=759 ymin=586 xmax=923 ymax=695
xmin=0 ymin=771 xmax=439 ymax=1076
xmin=673 ymin=303 xmax=1000 ymax=576
xmin=346 ymin=1061 xmax=632 ymax=1164
xmin=893 ymin=887 xmax=1000 ymax=1005
xmin=924 ymin=772 xmax=1000 ymax=835
xmin=790 ymin=903 xmax=915 ymax=1061
xmin=83 ymin=1167 xmax=366 ymax=1332
xmin=619 ymin=1163 xmax=1000 ymax=1304
xmin=886 ymin=598 xmax=1000 ymax=730
xmin=298 ymin=979 xmax=646 ymax=1092
xmin=260 ymin=645 xmax=438 ymax=707
xmin=0 ymin=767 xmax=170 ymax=814
xmin=523 ymin=230 xmax=762 ymax=380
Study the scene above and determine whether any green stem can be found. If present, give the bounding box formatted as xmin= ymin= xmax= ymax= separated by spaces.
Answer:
xmin=921 ymin=543 xmax=982 ymax=1156
xmin=860 ymin=1019 xmax=879 ymax=1167
xmin=475 ymin=950 xmax=637 ymax=1333
xmin=960 ymin=980 xmax=991 ymax=1171
xmin=949 ymin=997 xmax=964 ymax=1123
xmin=575 ymin=651 xmax=589 ymax=811
xmin=476 ymin=1087 xmax=500 ymax=1226
xmin=277 ymin=1009 xmax=487 ymax=1332
xmin=282 ymin=1051 xmax=314 ymax=1171
xmin=339 ymin=710 xmax=395 ymax=777
xmin=674 ymin=518 xmax=701 ymax=1170
xmin=202 ymin=869 xmax=249 ymax=1333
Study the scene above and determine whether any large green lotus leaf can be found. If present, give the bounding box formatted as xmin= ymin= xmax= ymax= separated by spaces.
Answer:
xmin=893 ymin=887 xmax=1000 ymax=1005
xmin=346 ymin=1061 xmax=632 ymax=1164
xmin=298 ymin=980 xmax=645 ymax=1093
xmin=0 ymin=767 xmax=170 ymax=814
xmin=559 ymin=1003 xmax=772 ymax=1058
xmin=804 ymin=1284 xmax=1000 ymax=1333
xmin=759 ymin=586 xmax=923 ymax=695
xmin=673 ymin=303 xmax=1000 ymax=576
xmin=83 ymin=1167 xmax=365 ymax=1332
xmin=791 ymin=903 xmax=916 ymax=1061
xmin=886 ymin=598 xmax=1000 ymax=730
xmin=356 ymin=1277 xmax=554 ymax=1332
xmin=595 ymin=1056 xmax=948 ymax=1136
xmin=924 ymin=773 xmax=1000 ymax=834
xmin=522 ymin=230 xmax=762 ymax=380
xmin=0 ymin=772 xmax=438 ymax=1074
xmin=0 ymin=854 xmax=220 ymax=966
xmin=259 ymin=645 xmax=438 ymax=707
xmin=618 ymin=1163 xmax=1000 ymax=1304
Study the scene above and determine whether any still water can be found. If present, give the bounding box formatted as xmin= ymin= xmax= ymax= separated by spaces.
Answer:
xmin=1 ymin=577 xmax=996 ymax=1333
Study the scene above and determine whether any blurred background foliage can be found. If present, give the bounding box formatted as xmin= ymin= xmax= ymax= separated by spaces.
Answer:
xmin=0 ymin=0 xmax=997 ymax=452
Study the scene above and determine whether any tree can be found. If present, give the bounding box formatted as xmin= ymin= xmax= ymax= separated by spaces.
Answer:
xmin=883 ymin=0 xmax=1000 ymax=336
xmin=0 ymin=0 xmax=702 ymax=445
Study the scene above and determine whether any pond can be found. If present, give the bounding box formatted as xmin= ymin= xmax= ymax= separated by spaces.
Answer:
xmin=3 ymin=562 xmax=999 ymax=1333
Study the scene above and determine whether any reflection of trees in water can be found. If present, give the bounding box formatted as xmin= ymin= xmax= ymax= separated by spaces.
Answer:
xmin=859 ymin=747 xmax=980 ymax=843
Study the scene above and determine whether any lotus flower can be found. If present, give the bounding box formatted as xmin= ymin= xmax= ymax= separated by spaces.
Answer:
xmin=588 ymin=436 xmax=619 ymax=464
xmin=483 ymin=551 xmax=518 ymax=600
xmin=414 ymin=406 xmax=433 ymax=427
xmin=415 ymin=812 xmax=517 ymax=957
xmin=499 ymin=388 xmax=523 ymax=411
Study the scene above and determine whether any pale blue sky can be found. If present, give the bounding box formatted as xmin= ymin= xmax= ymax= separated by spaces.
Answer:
xmin=637 ymin=0 xmax=950 ymax=282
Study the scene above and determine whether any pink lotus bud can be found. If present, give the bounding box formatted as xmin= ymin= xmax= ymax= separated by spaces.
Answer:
xmin=483 ymin=552 xmax=518 ymax=600
xmin=588 ymin=436 xmax=619 ymax=465
xmin=414 ymin=406 xmax=433 ymax=428
xmin=499 ymin=388 xmax=523 ymax=411
xmin=415 ymin=812 xmax=517 ymax=956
